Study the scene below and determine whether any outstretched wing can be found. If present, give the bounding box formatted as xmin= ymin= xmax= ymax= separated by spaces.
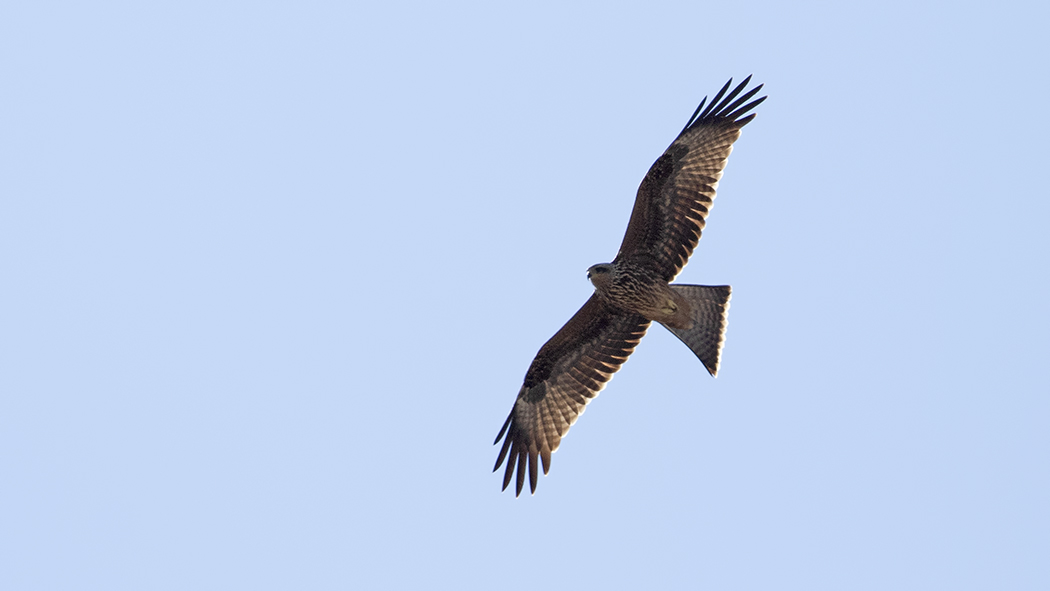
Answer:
xmin=616 ymin=77 xmax=766 ymax=281
xmin=494 ymin=294 xmax=650 ymax=496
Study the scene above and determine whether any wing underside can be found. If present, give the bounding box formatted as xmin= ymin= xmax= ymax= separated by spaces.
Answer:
xmin=494 ymin=296 xmax=650 ymax=496
xmin=617 ymin=77 xmax=766 ymax=281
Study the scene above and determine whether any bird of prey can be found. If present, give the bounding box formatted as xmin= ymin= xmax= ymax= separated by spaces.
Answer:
xmin=493 ymin=77 xmax=765 ymax=496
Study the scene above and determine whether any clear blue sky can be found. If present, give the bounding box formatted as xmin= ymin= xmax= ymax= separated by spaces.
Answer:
xmin=3 ymin=1 xmax=1048 ymax=589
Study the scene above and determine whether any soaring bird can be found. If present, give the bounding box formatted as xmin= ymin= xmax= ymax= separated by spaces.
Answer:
xmin=493 ymin=77 xmax=765 ymax=496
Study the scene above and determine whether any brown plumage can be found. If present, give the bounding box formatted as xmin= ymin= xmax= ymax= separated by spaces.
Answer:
xmin=494 ymin=77 xmax=765 ymax=496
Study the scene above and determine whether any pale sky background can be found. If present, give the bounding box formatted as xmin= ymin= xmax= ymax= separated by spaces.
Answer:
xmin=2 ymin=1 xmax=1048 ymax=589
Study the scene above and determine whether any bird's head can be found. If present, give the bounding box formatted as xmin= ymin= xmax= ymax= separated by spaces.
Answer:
xmin=586 ymin=263 xmax=615 ymax=290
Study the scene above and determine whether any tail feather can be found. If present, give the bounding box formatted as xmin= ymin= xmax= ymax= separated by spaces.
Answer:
xmin=661 ymin=285 xmax=731 ymax=377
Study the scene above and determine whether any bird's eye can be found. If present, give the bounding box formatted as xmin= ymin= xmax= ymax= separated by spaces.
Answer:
xmin=596 ymin=267 xmax=608 ymax=274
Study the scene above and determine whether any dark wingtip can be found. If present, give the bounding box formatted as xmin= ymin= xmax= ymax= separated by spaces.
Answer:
xmin=493 ymin=411 xmax=515 ymax=472
xmin=493 ymin=408 xmax=545 ymax=496
xmin=515 ymin=452 xmax=526 ymax=496
xmin=493 ymin=436 xmax=512 ymax=473
xmin=528 ymin=449 xmax=539 ymax=494
xmin=493 ymin=412 xmax=513 ymax=446
xmin=501 ymin=442 xmax=517 ymax=491
xmin=683 ymin=76 xmax=767 ymax=133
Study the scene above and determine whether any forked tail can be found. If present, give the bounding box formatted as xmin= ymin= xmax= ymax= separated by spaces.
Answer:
xmin=661 ymin=285 xmax=731 ymax=377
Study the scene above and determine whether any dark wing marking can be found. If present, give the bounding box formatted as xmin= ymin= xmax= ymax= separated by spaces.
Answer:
xmin=616 ymin=77 xmax=766 ymax=281
xmin=494 ymin=294 xmax=650 ymax=496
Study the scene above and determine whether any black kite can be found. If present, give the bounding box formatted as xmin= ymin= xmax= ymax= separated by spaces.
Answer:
xmin=494 ymin=77 xmax=766 ymax=496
